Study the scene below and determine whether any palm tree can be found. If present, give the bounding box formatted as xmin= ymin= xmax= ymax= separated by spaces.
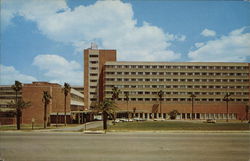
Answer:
xmin=190 ymin=94 xmax=196 ymax=120
xmin=223 ymin=93 xmax=233 ymax=122
xmin=42 ymin=91 xmax=52 ymax=129
xmin=11 ymin=80 xmax=22 ymax=130
xmin=112 ymin=86 xmax=121 ymax=101
xmin=8 ymin=99 xmax=31 ymax=130
xmin=93 ymin=99 xmax=118 ymax=130
xmin=63 ymin=83 xmax=71 ymax=126
xmin=125 ymin=92 xmax=129 ymax=119
xmin=157 ymin=90 xmax=164 ymax=118
xmin=111 ymin=86 xmax=120 ymax=122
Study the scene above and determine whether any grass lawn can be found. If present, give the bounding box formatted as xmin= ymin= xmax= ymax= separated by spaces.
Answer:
xmin=107 ymin=121 xmax=250 ymax=131
xmin=0 ymin=124 xmax=80 ymax=131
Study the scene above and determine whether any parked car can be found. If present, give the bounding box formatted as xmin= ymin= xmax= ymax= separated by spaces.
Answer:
xmin=205 ymin=119 xmax=216 ymax=123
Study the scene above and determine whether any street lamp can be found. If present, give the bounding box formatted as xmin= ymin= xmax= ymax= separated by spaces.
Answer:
xmin=190 ymin=94 xmax=196 ymax=120
xmin=223 ymin=93 xmax=233 ymax=122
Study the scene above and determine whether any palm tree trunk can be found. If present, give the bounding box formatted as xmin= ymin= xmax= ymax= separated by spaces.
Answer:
xmin=44 ymin=104 xmax=47 ymax=129
xmin=16 ymin=109 xmax=21 ymax=130
xmin=15 ymin=91 xmax=21 ymax=130
xmin=64 ymin=96 xmax=67 ymax=126
xmin=103 ymin=112 xmax=107 ymax=130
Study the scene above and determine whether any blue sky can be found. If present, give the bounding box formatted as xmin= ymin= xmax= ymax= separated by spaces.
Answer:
xmin=1 ymin=0 xmax=250 ymax=85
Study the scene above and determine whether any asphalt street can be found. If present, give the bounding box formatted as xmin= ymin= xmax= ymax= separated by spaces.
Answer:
xmin=0 ymin=132 xmax=249 ymax=161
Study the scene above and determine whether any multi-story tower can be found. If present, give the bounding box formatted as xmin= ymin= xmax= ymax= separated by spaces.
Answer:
xmin=84 ymin=44 xmax=116 ymax=109
xmin=103 ymin=62 xmax=250 ymax=120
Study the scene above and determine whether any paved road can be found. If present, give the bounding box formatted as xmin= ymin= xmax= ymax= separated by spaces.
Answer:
xmin=0 ymin=132 xmax=249 ymax=161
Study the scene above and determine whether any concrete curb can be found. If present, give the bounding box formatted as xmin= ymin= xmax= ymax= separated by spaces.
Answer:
xmin=83 ymin=130 xmax=106 ymax=134
xmin=107 ymin=130 xmax=250 ymax=133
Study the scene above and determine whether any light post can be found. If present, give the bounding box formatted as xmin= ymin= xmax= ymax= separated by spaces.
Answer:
xmin=125 ymin=92 xmax=129 ymax=119
xmin=190 ymin=94 xmax=196 ymax=120
xmin=223 ymin=93 xmax=233 ymax=122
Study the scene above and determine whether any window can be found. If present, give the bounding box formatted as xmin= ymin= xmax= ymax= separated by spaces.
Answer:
xmin=152 ymin=79 xmax=157 ymax=81
xmin=138 ymin=85 xmax=143 ymax=88
xmin=90 ymin=80 xmax=97 ymax=82
xmin=90 ymin=61 xmax=98 ymax=64
xmin=138 ymin=91 xmax=143 ymax=94
xmin=89 ymin=55 xmax=98 ymax=58
xmin=138 ymin=78 xmax=143 ymax=81
xmin=90 ymin=73 xmax=98 ymax=76
xmin=90 ymin=98 xmax=97 ymax=101
xmin=131 ymin=72 xmax=136 ymax=75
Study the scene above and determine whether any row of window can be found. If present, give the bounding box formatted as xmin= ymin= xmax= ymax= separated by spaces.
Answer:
xmin=105 ymin=91 xmax=249 ymax=96
xmin=105 ymin=71 xmax=248 ymax=77
xmin=104 ymin=97 xmax=249 ymax=102
xmin=105 ymin=85 xmax=249 ymax=89
xmin=105 ymin=78 xmax=248 ymax=83
xmin=105 ymin=65 xmax=248 ymax=70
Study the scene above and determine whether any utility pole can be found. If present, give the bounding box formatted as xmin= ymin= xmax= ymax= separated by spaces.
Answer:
xmin=190 ymin=94 xmax=196 ymax=120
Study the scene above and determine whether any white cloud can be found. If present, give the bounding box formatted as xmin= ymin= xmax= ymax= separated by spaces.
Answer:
xmin=33 ymin=55 xmax=83 ymax=85
xmin=2 ymin=0 xmax=182 ymax=61
xmin=194 ymin=42 xmax=205 ymax=48
xmin=0 ymin=64 xmax=37 ymax=85
xmin=166 ymin=33 xmax=186 ymax=42
xmin=201 ymin=28 xmax=216 ymax=37
xmin=188 ymin=27 xmax=250 ymax=62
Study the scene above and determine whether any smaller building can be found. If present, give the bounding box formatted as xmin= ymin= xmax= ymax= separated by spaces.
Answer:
xmin=0 ymin=82 xmax=89 ymax=125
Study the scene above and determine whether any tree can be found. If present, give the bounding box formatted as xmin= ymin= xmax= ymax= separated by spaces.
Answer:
xmin=111 ymin=86 xmax=120 ymax=122
xmin=8 ymin=99 xmax=31 ymax=130
xmin=63 ymin=83 xmax=71 ymax=126
xmin=168 ymin=110 xmax=180 ymax=120
xmin=157 ymin=90 xmax=164 ymax=118
xmin=223 ymin=93 xmax=233 ymax=122
xmin=42 ymin=91 xmax=52 ymax=129
xmin=11 ymin=80 xmax=22 ymax=130
xmin=93 ymin=99 xmax=118 ymax=130
xmin=125 ymin=92 xmax=129 ymax=119
xmin=112 ymin=86 xmax=121 ymax=100
xmin=190 ymin=94 xmax=196 ymax=120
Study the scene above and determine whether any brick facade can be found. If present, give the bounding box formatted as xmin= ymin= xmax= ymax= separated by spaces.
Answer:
xmin=22 ymin=82 xmax=70 ymax=124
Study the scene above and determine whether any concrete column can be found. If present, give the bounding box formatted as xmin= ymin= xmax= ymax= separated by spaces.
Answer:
xmin=180 ymin=113 xmax=182 ymax=119
xmin=194 ymin=113 xmax=197 ymax=120
xmin=185 ymin=113 xmax=187 ymax=119
xmin=142 ymin=113 xmax=145 ymax=119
